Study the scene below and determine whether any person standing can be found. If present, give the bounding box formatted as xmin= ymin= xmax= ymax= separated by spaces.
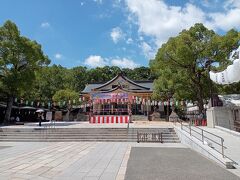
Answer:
xmin=38 ymin=113 xmax=42 ymax=126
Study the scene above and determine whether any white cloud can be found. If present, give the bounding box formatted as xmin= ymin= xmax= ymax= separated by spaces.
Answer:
xmin=80 ymin=2 xmax=84 ymax=6
xmin=111 ymin=58 xmax=139 ymax=69
xmin=224 ymin=0 xmax=240 ymax=9
xmin=84 ymin=55 xmax=108 ymax=67
xmin=126 ymin=38 xmax=133 ymax=44
xmin=126 ymin=0 xmax=206 ymax=47
xmin=54 ymin=53 xmax=62 ymax=59
xmin=125 ymin=0 xmax=240 ymax=48
xmin=84 ymin=55 xmax=138 ymax=69
xmin=141 ymin=42 xmax=156 ymax=59
xmin=93 ymin=0 xmax=103 ymax=4
xmin=208 ymin=8 xmax=240 ymax=30
xmin=41 ymin=22 xmax=50 ymax=28
xmin=110 ymin=27 xmax=124 ymax=43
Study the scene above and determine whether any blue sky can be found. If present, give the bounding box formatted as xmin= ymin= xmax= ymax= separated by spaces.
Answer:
xmin=0 ymin=0 xmax=240 ymax=69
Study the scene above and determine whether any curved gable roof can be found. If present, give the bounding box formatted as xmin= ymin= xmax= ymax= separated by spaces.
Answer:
xmin=94 ymin=85 xmax=152 ymax=93
xmin=94 ymin=74 xmax=150 ymax=90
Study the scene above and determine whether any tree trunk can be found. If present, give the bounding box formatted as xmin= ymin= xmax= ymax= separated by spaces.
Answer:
xmin=196 ymin=85 xmax=204 ymax=114
xmin=3 ymin=96 xmax=14 ymax=125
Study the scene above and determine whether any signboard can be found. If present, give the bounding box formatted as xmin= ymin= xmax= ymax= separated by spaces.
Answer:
xmin=46 ymin=112 xmax=52 ymax=121
xmin=54 ymin=111 xmax=62 ymax=121
xmin=137 ymin=132 xmax=163 ymax=143
xmin=91 ymin=93 xmax=129 ymax=100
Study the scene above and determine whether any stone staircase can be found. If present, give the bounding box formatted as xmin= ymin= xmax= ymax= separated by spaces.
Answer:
xmin=0 ymin=127 xmax=180 ymax=143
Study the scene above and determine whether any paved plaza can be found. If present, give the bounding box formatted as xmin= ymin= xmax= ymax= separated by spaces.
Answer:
xmin=125 ymin=147 xmax=240 ymax=180
xmin=0 ymin=141 xmax=185 ymax=180
xmin=0 ymin=122 xmax=240 ymax=179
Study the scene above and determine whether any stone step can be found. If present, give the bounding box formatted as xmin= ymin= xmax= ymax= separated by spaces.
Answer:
xmin=0 ymin=127 xmax=180 ymax=143
xmin=0 ymin=135 xmax=179 ymax=139
xmin=1 ymin=127 xmax=173 ymax=131
xmin=0 ymin=138 xmax=181 ymax=143
xmin=0 ymin=131 xmax=177 ymax=135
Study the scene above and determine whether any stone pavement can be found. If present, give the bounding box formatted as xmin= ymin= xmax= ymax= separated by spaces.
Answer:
xmin=0 ymin=141 xmax=185 ymax=180
xmin=125 ymin=147 xmax=240 ymax=180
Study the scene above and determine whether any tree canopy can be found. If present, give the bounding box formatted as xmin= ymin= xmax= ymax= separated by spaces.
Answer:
xmin=0 ymin=20 xmax=50 ymax=124
xmin=150 ymin=23 xmax=239 ymax=112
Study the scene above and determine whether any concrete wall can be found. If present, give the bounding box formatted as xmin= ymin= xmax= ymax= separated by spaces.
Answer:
xmin=207 ymin=107 xmax=235 ymax=129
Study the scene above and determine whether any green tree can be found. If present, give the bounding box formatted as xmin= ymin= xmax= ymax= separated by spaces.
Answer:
xmin=150 ymin=23 xmax=239 ymax=112
xmin=0 ymin=20 xmax=50 ymax=124
xmin=23 ymin=65 xmax=69 ymax=102
xmin=52 ymin=89 xmax=79 ymax=108
xmin=67 ymin=66 xmax=88 ymax=92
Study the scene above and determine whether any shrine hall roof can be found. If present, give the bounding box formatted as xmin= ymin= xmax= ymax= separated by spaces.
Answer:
xmin=82 ymin=80 xmax=153 ymax=93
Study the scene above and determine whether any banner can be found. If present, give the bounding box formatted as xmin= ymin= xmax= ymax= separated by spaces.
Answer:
xmin=91 ymin=93 xmax=129 ymax=100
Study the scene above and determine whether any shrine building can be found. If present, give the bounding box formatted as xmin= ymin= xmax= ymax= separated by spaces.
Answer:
xmin=81 ymin=73 xmax=154 ymax=123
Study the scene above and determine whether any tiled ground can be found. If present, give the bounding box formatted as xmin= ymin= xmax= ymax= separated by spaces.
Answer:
xmin=0 ymin=141 xmax=185 ymax=180
xmin=0 ymin=142 xmax=128 ymax=180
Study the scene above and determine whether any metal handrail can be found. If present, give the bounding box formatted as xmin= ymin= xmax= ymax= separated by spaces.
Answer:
xmin=187 ymin=126 xmax=227 ymax=149
xmin=180 ymin=120 xmax=225 ymax=158
xmin=178 ymin=119 xmax=238 ymax=165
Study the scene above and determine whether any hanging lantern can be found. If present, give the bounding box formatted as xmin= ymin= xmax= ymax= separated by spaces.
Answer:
xmin=14 ymin=98 xmax=18 ymax=103
xmin=73 ymin=99 xmax=76 ymax=104
xmin=31 ymin=101 xmax=34 ymax=106
xmin=25 ymin=100 xmax=28 ymax=105
xmin=175 ymin=101 xmax=179 ymax=106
